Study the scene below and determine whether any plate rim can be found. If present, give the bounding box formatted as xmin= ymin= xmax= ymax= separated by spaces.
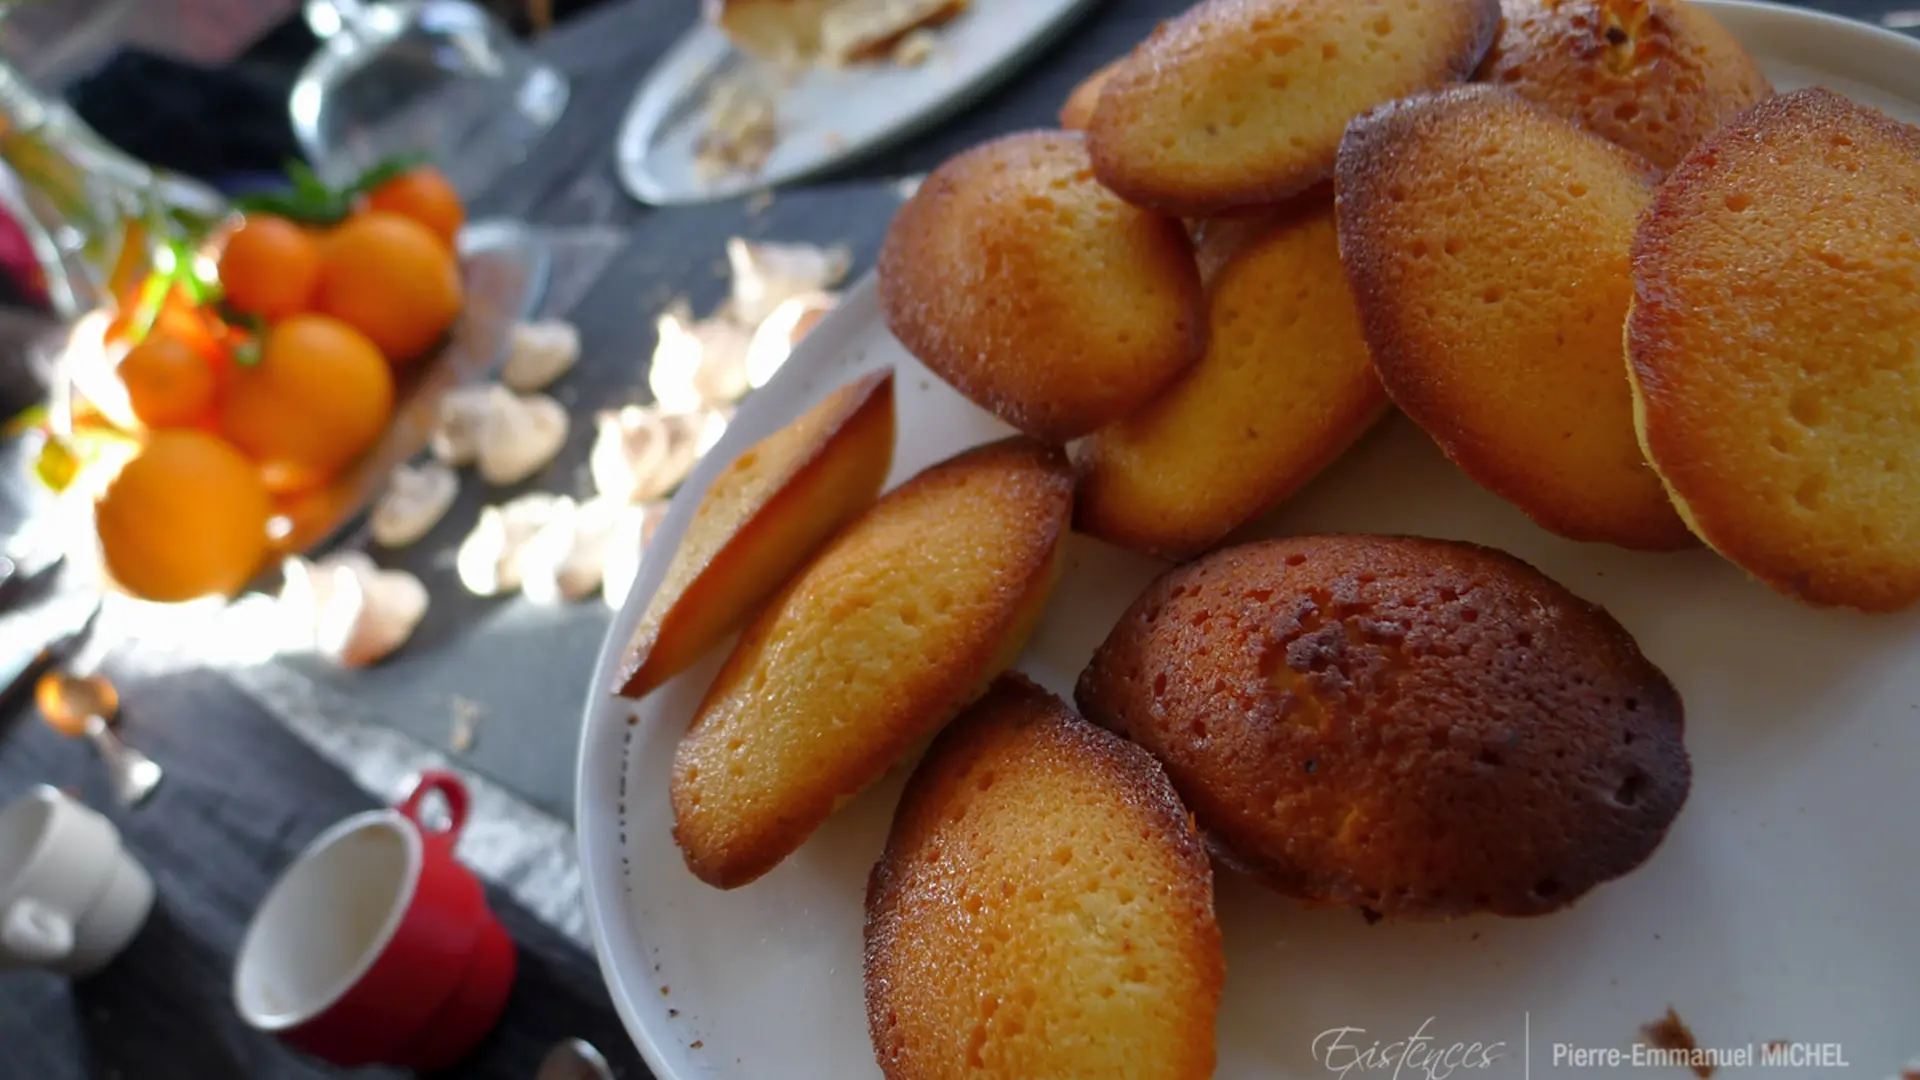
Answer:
xmin=576 ymin=5 xmax=1920 ymax=1075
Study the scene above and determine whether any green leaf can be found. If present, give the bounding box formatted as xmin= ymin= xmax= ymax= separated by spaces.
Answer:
xmin=345 ymin=153 xmax=432 ymax=198
xmin=4 ymin=404 xmax=49 ymax=440
xmin=286 ymin=159 xmax=335 ymax=200
xmin=231 ymin=188 xmax=352 ymax=227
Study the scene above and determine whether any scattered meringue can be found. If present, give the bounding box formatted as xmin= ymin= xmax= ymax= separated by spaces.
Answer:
xmin=651 ymin=300 xmax=753 ymax=414
xmin=456 ymin=493 xmax=564 ymax=596
xmin=519 ymin=496 xmax=621 ymax=605
xmin=590 ymin=406 xmax=707 ymax=504
xmin=601 ymin=501 xmax=673 ymax=610
xmin=746 ymin=291 xmax=838 ymax=389
xmin=477 ymin=388 xmax=570 ymax=486
xmin=501 ymin=319 xmax=580 ymax=392
xmin=369 ymin=461 xmax=459 ymax=548
xmin=449 ymin=696 xmax=482 ymax=753
xmin=726 ymin=237 xmax=852 ymax=326
xmin=280 ymin=554 xmax=429 ymax=668
xmin=431 ymin=384 xmax=495 ymax=467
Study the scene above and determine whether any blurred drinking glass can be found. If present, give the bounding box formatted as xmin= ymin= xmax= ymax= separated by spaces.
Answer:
xmin=292 ymin=0 xmax=570 ymax=198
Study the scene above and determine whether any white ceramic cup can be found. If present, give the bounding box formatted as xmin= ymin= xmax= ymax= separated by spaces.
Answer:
xmin=0 ymin=786 xmax=155 ymax=977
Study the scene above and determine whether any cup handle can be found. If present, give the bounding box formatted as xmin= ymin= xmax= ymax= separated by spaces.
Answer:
xmin=397 ymin=768 xmax=470 ymax=844
xmin=1 ymin=899 xmax=74 ymax=966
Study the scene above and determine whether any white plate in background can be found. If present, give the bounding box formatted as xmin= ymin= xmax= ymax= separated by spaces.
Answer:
xmin=615 ymin=0 xmax=1099 ymax=206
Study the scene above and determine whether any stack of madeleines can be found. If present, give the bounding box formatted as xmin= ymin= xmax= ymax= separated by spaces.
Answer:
xmin=612 ymin=0 xmax=1920 ymax=1075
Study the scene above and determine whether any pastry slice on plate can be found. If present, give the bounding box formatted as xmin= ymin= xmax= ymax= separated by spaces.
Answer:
xmin=1629 ymin=88 xmax=1920 ymax=611
xmin=1077 ymin=534 xmax=1692 ymax=920
xmin=879 ymin=131 xmax=1203 ymax=442
xmin=671 ymin=437 xmax=1075 ymax=888
xmin=712 ymin=0 xmax=967 ymax=67
xmin=615 ymin=368 xmax=897 ymax=699
xmin=1336 ymin=85 xmax=1692 ymax=550
xmin=865 ymin=675 xmax=1222 ymax=1080
xmin=1086 ymin=0 xmax=1501 ymax=216
xmin=1076 ymin=193 xmax=1388 ymax=560
xmin=1476 ymin=0 xmax=1772 ymax=172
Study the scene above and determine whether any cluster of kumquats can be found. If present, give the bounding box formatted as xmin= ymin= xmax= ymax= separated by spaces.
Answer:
xmin=92 ymin=161 xmax=468 ymax=604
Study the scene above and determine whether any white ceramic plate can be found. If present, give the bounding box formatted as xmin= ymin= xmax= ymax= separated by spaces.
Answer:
xmin=580 ymin=6 xmax=1920 ymax=1077
xmin=615 ymin=0 xmax=1099 ymax=206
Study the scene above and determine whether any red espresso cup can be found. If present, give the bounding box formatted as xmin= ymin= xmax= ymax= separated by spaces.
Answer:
xmin=232 ymin=770 xmax=517 ymax=1070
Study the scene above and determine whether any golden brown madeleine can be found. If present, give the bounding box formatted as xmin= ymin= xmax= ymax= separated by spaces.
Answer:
xmin=1077 ymin=535 xmax=1691 ymax=920
xmin=672 ymin=438 xmax=1075 ymax=888
xmin=1085 ymin=0 xmax=1501 ymax=217
xmin=865 ymin=675 xmax=1222 ymax=1080
xmin=1477 ymin=0 xmax=1772 ymax=172
xmin=616 ymin=369 xmax=897 ymax=699
xmin=1059 ymin=58 xmax=1125 ymax=130
xmin=878 ymin=132 xmax=1203 ymax=442
xmin=1077 ymin=194 xmax=1389 ymax=560
xmin=1629 ymin=89 xmax=1920 ymax=612
xmin=1336 ymin=86 xmax=1692 ymax=550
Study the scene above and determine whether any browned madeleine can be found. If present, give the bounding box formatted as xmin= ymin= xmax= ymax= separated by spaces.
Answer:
xmin=865 ymin=675 xmax=1222 ymax=1080
xmin=672 ymin=438 xmax=1075 ymax=889
xmin=1077 ymin=194 xmax=1389 ymax=560
xmin=616 ymin=369 xmax=896 ymax=699
xmin=878 ymin=131 xmax=1203 ymax=442
xmin=1336 ymin=86 xmax=1692 ymax=550
xmin=1477 ymin=0 xmax=1772 ymax=172
xmin=1086 ymin=0 xmax=1501 ymax=217
xmin=1077 ymin=535 xmax=1690 ymax=919
xmin=1629 ymin=89 xmax=1920 ymax=612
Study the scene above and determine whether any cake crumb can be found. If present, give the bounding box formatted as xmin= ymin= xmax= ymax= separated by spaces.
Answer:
xmin=1641 ymin=1008 xmax=1712 ymax=1078
xmin=690 ymin=1040 xmax=705 ymax=1050
xmin=693 ymin=76 xmax=779 ymax=183
xmin=449 ymin=696 xmax=482 ymax=753
xmin=660 ymin=985 xmax=670 ymax=996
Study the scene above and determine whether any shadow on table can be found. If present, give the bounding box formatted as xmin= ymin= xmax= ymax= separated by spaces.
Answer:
xmin=71 ymin=904 xmax=361 ymax=1080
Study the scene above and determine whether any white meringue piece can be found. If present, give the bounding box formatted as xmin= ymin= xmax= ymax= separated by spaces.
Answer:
xmin=589 ymin=406 xmax=707 ymax=504
xmin=279 ymin=554 xmax=429 ymax=668
xmin=726 ymin=237 xmax=852 ymax=326
xmin=276 ymin=556 xmax=331 ymax=651
xmin=315 ymin=560 xmax=430 ymax=669
xmin=601 ymin=501 xmax=672 ymax=610
xmin=456 ymin=493 xmax=563 ymax=596
xmin=590 ymin=405 xmax=666 ymax=504
xmin=501 ymin=319 xmax=581 ymax=392
xmin=370 ymin=461 xmax=459 ymax=548
xmin=431 ymin=384 xmax=495 ymax=467
xmin=477 ymin=389 xmax=570 ymax=486
xmin=745 ymin=291 xmax=838 ymax=389
xmin=650 ymin=300 xmax=754 ymax=414
xmin=519 ymin=495 xmax=620 ymax=605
